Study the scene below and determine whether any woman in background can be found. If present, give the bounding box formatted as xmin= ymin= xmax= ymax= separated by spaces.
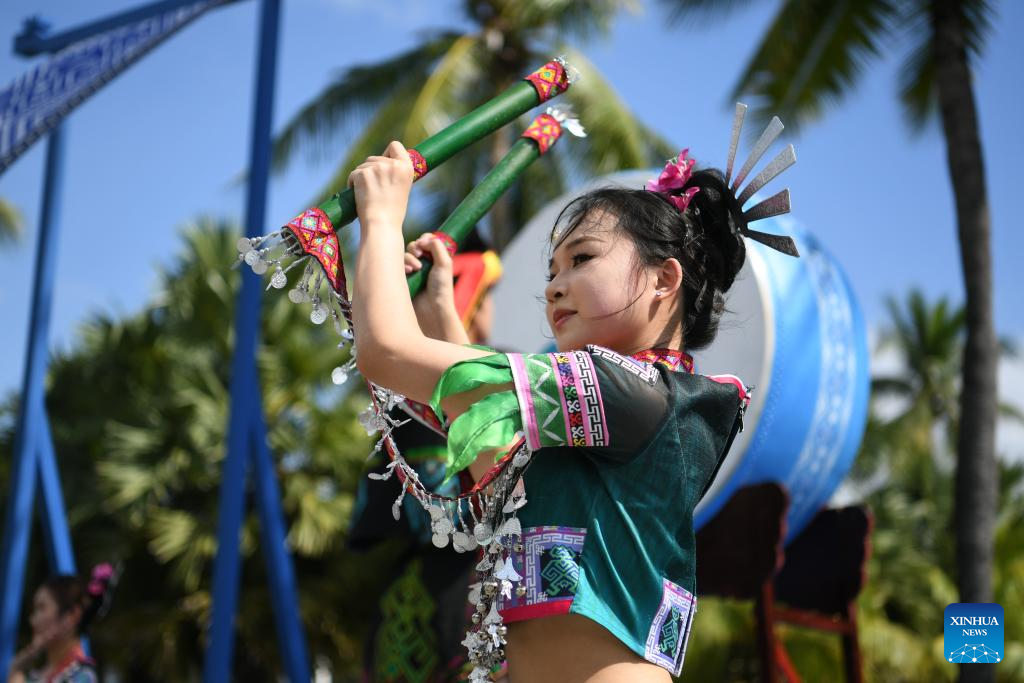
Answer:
xmin=7 ymin=564 xmax=116 ymax=683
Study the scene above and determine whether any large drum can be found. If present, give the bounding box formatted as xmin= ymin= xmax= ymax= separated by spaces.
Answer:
xmin=490 ymin=171 xmax=870 ymax=539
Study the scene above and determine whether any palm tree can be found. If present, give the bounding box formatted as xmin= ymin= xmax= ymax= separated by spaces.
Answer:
xmin=660 ymin=5 xmax=1000 ymax=679
xmin=857 ymin=290 xmax=1024 ymax=681
xmin=0 ymin=198 xmax=22 ymax=244
xmin=0 ymin=219 xmax=386 ymax=678
xmin=272 ymin=0 xmax=674 ymax=250
xmin=867 ymin=291 xmax=965 ymax=491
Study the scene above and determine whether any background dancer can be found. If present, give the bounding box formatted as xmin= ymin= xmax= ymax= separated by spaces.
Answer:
xmin=348 ymin=231 xmax=502 ymax=683
xmin=7 ymin=564 xmax=117 ymax=683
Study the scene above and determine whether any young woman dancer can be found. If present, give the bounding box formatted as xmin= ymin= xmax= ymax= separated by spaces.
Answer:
xmin=348 ymin=110 xmax=796 ymax=682
xmin=7 ymin=565 xmax=116 ymax=683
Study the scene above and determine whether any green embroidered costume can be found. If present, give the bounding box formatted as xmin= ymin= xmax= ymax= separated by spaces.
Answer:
xmin=431 ymin=345 xmax=747 ymax=675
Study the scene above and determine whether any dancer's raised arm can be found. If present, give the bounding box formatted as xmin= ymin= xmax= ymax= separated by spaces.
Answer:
xmin=349 ymin=141 xmax=501 ymax=410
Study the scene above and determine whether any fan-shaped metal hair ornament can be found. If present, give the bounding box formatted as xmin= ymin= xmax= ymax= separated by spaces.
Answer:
xmin=724 ymin=102 xmax=799 ymax=257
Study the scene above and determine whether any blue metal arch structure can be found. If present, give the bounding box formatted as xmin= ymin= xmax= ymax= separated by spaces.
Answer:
xmin=0 ymin=1 xmax=310 ymax=679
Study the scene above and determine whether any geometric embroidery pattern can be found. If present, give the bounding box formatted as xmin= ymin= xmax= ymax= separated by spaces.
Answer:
xmin=507 ymin=352 xmax=607 ymax=451
xmin=283 ymin=206 xmax=346 ymax=294
xmin=521 ymin=113 xmax=563 ymax=155
xmin=498 ymin=526 xmax=586 ymax=619
xmin=540 ymin=545 xmax=580 ymax=597
xmin=630 ymin=348 xmax=695 ymax=374
xmin=644 ymin=577 xmax=696 ymax=676
xmin=553 ymin=352 xmax=603 ymax=447
xmin=659 ymin=606 xmax=683 ymax=656
xmin=587 ymin=345 xmax=661 ymax=385
xmin=373 ymin=558 xmax=439 ymax=683
xmin=524 ymin=60 xmax=570 ymax=103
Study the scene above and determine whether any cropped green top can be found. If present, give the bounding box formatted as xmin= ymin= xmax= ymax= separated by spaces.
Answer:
xmin=430 ymin=345 xmax=747 ymax=676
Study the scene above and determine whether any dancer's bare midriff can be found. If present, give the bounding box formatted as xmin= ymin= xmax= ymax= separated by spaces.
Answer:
xmin=465 ymin=451 xmax=671 ymax=682
xmin=503 ymin=613 xmax=672 ymax=683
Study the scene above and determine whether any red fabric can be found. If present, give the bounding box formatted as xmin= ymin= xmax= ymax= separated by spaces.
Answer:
xmin=284 ymin=207 xmax=345 ymax=295
xmin=432 ymin=231 xmax=458 ymax=257
xmin=408 ymin=148 xmax=429 ymax=180
xmin=499 ymin=598 xmax=573 ymax=623
xmin=451 ymin=252 xmax=486 ymax=322
xmin=521 ymin=113 xmax=563 ymax=155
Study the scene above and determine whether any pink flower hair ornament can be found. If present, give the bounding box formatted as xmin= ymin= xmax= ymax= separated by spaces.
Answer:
xmin=645 ymin=149 xmax=701 ymax=213
xmin=87 ymin=562 xmax=118 ymax=598
xmin=91 ymin=563 xmax=114 ymax=581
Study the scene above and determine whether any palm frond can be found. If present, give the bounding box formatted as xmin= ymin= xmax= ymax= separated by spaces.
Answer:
xmin=730 ymin=0 xmax=900 ymax=132
xmin=271 ymin=32 xmax=461 ymax=170
xmin=497 ymin=0 xmax=637 ymax=41
xmin=0 ymin=198 xmax=23 ymax=243
xmin=998 ymin=335 xmax=1020 ymax=358
xmin=659 ymin=0 xmax=763 ymax=26
xmin=403 ymin=34 xmax=484 ymax=143
xmin=311 ymin=76 xmax=442 ymax=211
xmin=999 ymin=402 xmax=1024 ymax=425
xmin=898 ymin=0 xmax=994 ymax=128
xmin=871 ymin=376 xmax=915 ymax=397
xmin=897 ymin=3 xmax=936 ymax=130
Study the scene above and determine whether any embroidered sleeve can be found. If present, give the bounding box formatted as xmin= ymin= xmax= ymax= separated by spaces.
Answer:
xmin=430 ymin=349 xmax=670 ymax=477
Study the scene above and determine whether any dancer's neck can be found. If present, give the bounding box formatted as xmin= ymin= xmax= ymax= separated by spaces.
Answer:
xmin=45 ymin=638 xmax=81 ymax=674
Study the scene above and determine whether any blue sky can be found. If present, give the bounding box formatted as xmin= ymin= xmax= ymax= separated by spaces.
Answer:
xmin=0 ymin=0 xmax=1022 ymax=401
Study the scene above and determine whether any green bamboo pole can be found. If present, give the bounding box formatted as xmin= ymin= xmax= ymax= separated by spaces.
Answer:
xmin=406 ymin=111 xmax=575 ymax=297
xmin=315 ymin=59 xmax=572 ymax=229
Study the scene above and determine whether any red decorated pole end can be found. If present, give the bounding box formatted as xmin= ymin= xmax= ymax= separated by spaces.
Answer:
xmin=408 ymin=148 xmax=429 ymax=180
xmin=524 ymin=58 xmax=573 ymax=103
xmin=283 ymin=207 xmax=347 ymax=295
xmin=521 ymin=113 xmax=564 ymax=155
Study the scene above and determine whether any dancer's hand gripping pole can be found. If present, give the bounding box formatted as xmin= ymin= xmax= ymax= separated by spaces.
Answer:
xmin=406 ymin=107 xmax=585 ymax=298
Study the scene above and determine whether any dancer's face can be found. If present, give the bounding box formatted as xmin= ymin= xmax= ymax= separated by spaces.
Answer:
xmin=545 ymin=210 xmax=662 ymax=353
xmin=30 ymin=586 xmax=80 ymax=643
xmin=30 ymin=587 xmax=61 ymax=639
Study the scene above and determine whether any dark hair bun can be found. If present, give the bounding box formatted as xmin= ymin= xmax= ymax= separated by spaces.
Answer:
xmin=679 ymin=169 xmax=747 ymax=290
xmin=667 ymin=168 xmax=746 ymax=348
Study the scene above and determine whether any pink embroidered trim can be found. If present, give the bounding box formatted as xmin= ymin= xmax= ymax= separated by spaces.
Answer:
xmin=644 ymin=578 xmax=697 ymax=676
xmin=708 ymin=373 xmax=750 ymax=405
xmin=552 ymin=354 xmax=574 ymax=446
xmin=568 ymin=353 xmax=592 ymax=445
xmin=630 ymin=348 xmax=695 ymax=374
xmin=509 ymin=354 xmax=541 ymax=449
